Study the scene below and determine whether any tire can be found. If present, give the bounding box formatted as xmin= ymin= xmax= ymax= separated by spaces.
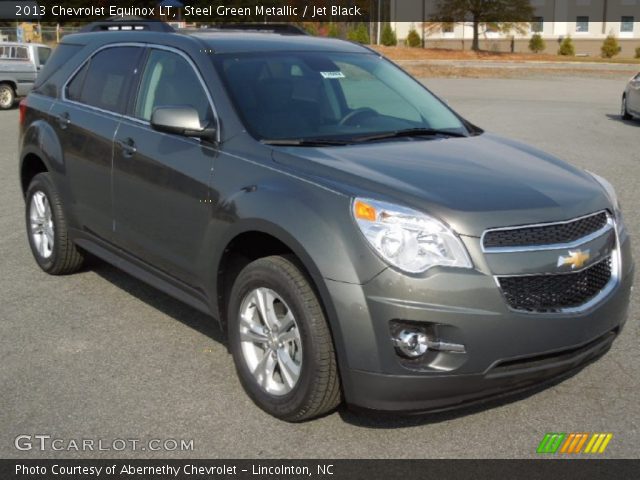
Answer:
xmin=25 ymin=173 xmax=85 ymax=275
xmin=228 ymin=255 xmax=341 ymax=421
xmin=0 ymin=83 xmax=15 ymax=110
xmin=622 ymin=94 xmax=632 ymax=120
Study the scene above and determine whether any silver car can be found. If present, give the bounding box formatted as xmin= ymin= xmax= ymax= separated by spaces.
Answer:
xmin=622 ymin=72 xmax=640 ymax=120
xmin=0 ymin=42 xmax=51 ymax=110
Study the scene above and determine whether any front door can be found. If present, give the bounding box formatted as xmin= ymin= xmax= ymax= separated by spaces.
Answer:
xmin=112 ymin=47 xmax=217 ymax=286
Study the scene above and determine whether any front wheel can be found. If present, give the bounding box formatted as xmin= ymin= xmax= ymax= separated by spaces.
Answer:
xmin=0 ymin=83 xmax=15 ymax=110
xmin=228 ymin=255 xmax=341 ymax=421
xmin=622 ymin=94 xmax=632 ymax=120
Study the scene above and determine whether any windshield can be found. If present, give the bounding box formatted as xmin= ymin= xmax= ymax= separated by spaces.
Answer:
xmin=213 ymin=51 xmax=469 ymax=142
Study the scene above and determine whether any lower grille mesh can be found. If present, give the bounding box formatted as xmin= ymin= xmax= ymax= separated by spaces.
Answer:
xmin=497 ymin=257 xmax=612 ymax=312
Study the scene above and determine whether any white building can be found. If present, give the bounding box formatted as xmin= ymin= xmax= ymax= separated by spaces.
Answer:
xmin=390 ymin=0 xmax=640 ymax=55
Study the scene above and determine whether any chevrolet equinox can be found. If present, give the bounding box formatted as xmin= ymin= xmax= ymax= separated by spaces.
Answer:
xmin=19 ymin=22 xmax=634 ymax=421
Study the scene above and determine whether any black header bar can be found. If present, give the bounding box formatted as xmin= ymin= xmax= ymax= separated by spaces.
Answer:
xmin=1 ymin=1 xmax=639 ymax=23
xmin=1 ymin=459 xmax=639 ymax=480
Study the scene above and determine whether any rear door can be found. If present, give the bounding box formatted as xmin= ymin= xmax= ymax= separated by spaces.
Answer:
xmin=50 ymin=45 xmax=144 ymax=241
xmin=112 ymin=47 xmax=217 ymax=286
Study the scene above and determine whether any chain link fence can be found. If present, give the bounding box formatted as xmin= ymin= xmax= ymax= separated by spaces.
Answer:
xmin=0 ymin=26 xmax=81 ymax=45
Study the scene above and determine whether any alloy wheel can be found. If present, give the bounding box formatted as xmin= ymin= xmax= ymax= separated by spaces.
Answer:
xmin=238 ymin=287 xmax=303 ymax=396
xmin=29 ymin=191 xmax=54 ymax=259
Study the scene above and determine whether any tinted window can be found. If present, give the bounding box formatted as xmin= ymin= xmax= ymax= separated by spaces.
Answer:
xmin=531 ymin=17 xmax=543 ymax=33
xmin=66 ymin=62 xmax=89 ymax=102
xmin=576 ymin=16 xmax=589 ymax=32
xmin=73 ymin=47 xmax=141 ymax=113
xmin=34 ymin=43 xmax=83 ymax=92
xmin=37 ymin=47 xmax=51 ymax=66
xmin=135 ymin=49 xmax=211 ymax=123
xmin=621 ymin=16 xmax=634 ymax=33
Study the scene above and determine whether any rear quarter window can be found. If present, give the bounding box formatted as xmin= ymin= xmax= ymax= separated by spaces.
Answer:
xmin=65 ymin=62 xmax=88 ymax=102
xmin=34 ymin=44 xmax=84 ymax=96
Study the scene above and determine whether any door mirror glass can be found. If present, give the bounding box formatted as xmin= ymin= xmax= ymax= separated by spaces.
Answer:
xmin=150 ymin=106 xmax=216 ymax=140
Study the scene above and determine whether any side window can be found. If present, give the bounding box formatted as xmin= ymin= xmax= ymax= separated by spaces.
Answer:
xmin=66 ymin=47 xmax=141 ymax=113
xmin=0 ymin=46 xmax=28 ymax=59
xmin=134 ymin=49 xmax=211 ymax=123
xmin=34 ymin=44 xmax=83 ymax=95
xmin=15 ymin=46 xmax=29 ymax=59
xmin=66 ymin=62 xmax=88 ymax=102
xmin=37 ymin=47 xmax=51 ymax=67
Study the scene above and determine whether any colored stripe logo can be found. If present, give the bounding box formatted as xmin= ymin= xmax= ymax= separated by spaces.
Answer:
xmin=537 ymin=433 xmax=613 ymax=454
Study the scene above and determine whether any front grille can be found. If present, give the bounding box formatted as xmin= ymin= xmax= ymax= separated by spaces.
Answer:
xmin=497 ymin=257 xmax=612 ymax=312
xmin=483 ymin=212 xmax=608 ymax=249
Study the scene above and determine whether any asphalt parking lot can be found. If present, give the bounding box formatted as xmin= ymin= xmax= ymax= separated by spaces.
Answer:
xmin=1 ymin=76 xmax=638 ymax=459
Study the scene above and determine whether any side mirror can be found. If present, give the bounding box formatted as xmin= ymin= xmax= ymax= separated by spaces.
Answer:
xmin=150 ymin=106 xmax=217 ymax=141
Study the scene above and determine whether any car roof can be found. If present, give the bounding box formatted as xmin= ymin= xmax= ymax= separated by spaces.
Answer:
xmin=191 ymin=32 xmax=369 ymax=54
xmin=62 ymin=28 xmax=372 ymax=55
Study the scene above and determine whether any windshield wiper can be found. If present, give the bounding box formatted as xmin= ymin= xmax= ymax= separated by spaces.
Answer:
xmin=262 ymin=138 xmax=351 ymax=147
xmin=352 ymin=128 xmax=468 ymax=143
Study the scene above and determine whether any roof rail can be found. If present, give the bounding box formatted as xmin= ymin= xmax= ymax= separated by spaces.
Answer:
xmin=213 ymin=23 xmax=308 ymax=35
xmin=79 ymin=18 xmax=176 ymax=33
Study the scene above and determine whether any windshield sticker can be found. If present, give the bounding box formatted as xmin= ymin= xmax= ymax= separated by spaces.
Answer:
xmin=320 ymin=71 xmax=345 ymax=79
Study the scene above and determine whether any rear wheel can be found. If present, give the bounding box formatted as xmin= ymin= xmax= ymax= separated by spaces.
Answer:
xmin=228 ymin=255 xmax=341 ymax=421
xmin=25 ymin=173 xmax=85 ymax=274
xmin=622 ymin=94 xmax=632 ymax=120
xmin=0 ymin=83 xmax=15 ymax=110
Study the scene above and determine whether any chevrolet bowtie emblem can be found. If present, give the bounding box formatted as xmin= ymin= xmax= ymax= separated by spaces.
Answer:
xmin=557 ymin=250 xmax=591 ymax=269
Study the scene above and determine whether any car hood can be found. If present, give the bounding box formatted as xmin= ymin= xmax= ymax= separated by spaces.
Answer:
xmin=271 ymin=133 xmax=610 ymax=237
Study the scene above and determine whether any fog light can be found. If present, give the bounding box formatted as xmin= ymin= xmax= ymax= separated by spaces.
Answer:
xmin=393 ymin=329 xmax=429 ymax=358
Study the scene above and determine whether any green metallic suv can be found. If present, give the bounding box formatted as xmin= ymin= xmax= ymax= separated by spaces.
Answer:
xmin=19 ymin=22 xmax=633 ymax=421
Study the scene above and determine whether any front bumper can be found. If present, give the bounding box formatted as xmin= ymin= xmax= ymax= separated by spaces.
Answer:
xmin=344 ymin=329 xmax=617 ymax=413
xmin=327 ymin=232 xmax=633 ymax=413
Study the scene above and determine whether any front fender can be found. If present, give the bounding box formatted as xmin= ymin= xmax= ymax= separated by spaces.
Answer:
xmin=203 ymin=181 xmax=387 ymax=390
xmin=206 ymin=175 xmax=387 ymax=294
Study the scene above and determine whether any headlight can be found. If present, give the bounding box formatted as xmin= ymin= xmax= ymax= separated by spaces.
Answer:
xmin=352 ymin=198 xmax=472 ymax=274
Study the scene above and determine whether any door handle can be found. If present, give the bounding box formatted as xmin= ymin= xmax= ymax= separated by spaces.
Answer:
xmin=116 ymin=138 xmax=137 ymax=157
xmin=55 ymin=112 xmax=70 ymax=129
